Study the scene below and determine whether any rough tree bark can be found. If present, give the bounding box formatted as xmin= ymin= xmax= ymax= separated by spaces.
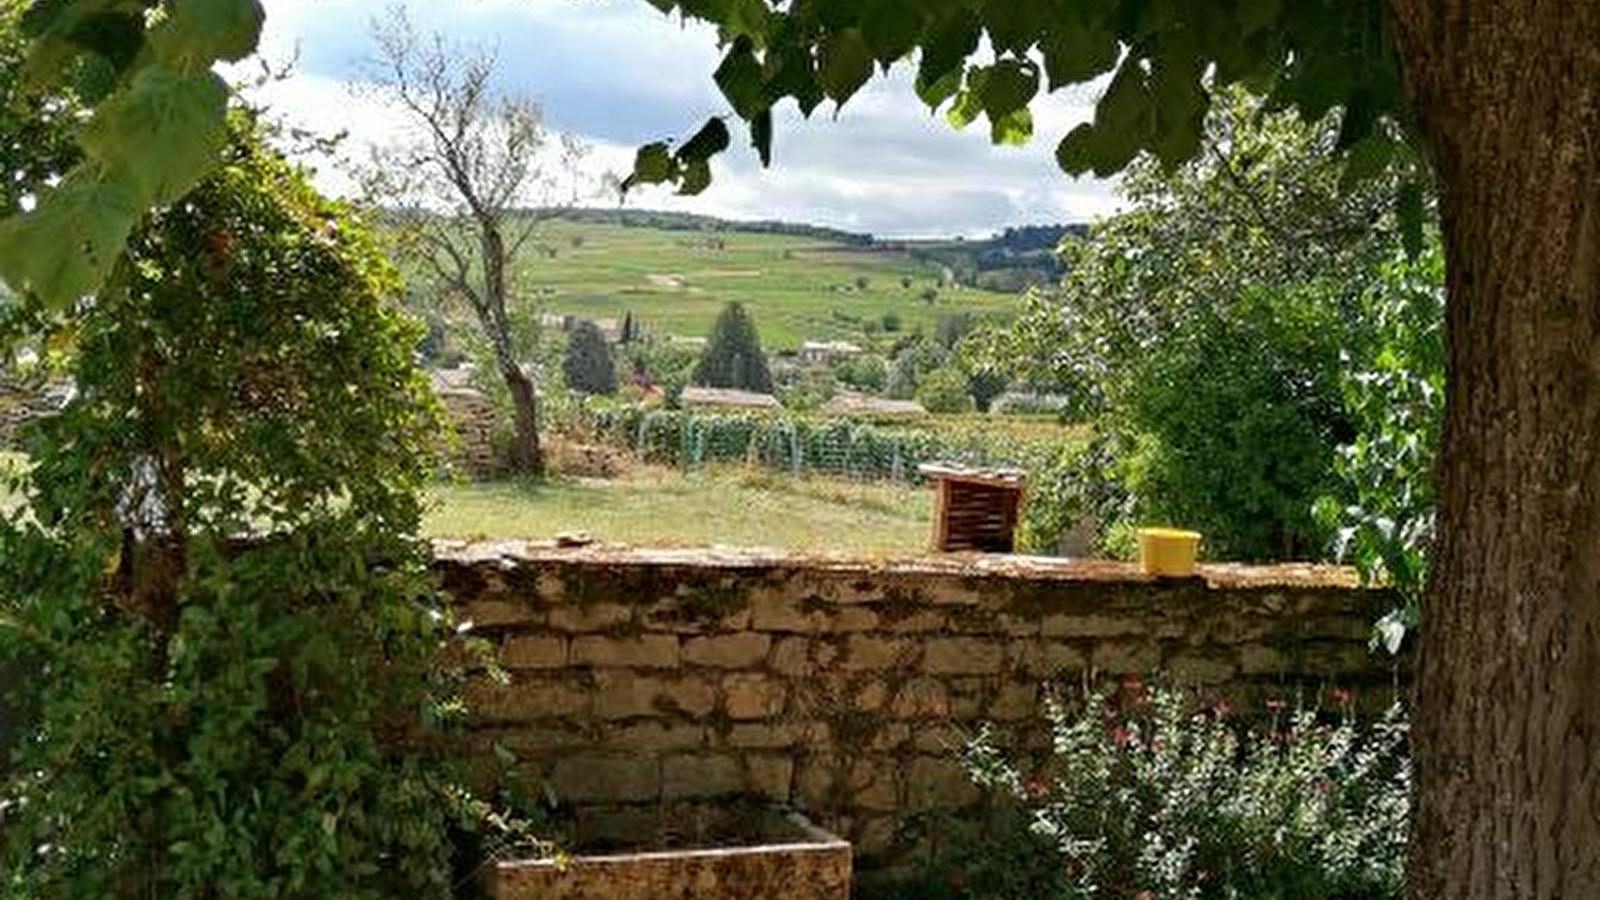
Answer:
xmin=1388 ymin=1 xmax=1600 ymax=896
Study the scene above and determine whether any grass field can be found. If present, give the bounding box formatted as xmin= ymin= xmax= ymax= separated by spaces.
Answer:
xmin=503 ymin=219 xmax=1021 ymax=350
xmin=424 ymin=465 xmax=933 ymax=556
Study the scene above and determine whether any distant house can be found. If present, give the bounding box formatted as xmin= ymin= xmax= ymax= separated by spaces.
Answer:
xmin=680 ymin=386 xmax=783 ymax=411
xmin=799 ymin=340 xmax=865 ymax=365
xmin=822 ymin=393 xmax=927 ymax=419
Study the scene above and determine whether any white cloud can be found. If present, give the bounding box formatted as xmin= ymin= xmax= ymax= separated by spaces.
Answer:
xmin=244 ymin=0 xmax=1122 ymax=237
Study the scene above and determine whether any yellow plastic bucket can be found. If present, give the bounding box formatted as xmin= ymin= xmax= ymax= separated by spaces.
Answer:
xmin=1137 ymin=527 xmax=1201 ymax=577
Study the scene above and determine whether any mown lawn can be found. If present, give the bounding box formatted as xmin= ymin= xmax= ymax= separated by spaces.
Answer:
xmin=424 ymin=465 xmax=934 ymax=556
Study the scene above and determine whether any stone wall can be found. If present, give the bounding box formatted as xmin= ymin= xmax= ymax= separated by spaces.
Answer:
xmin=438 ymin=542 xmax=1405 ymax=865
xmin=438 ymin=388 xmax=503 ymax=478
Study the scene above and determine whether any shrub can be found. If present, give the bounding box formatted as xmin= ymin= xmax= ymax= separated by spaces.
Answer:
xmin=962 ymin=681 xmax=1409 ymax=900
xmin=563 ymin=318 xmax=618 ymax=395
xmin=0 ymin=116 xmax=499 ymax=899
xmin=916 ymin=366 xmax=976 ymax=414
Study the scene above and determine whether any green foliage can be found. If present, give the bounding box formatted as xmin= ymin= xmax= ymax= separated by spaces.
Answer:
xmin=984 ymin=89 xmax=1417 ymax=561
xmin=0 ymin=5 xmax=76 ymax=218
xmin=0 ymin=116 xmax=479 ymax=899
xmin=562 ymin=318 xmax=618 ymax=395
xmin=693 ymin=301 xmax=773 ymax=393
xmin=915 ymin=366 xmax=976 ymax=414
xmin=1315 ymin=244 xmax=1445 ymax=653
xmin=0 ymin=0 xmax=262 ymax=306
xmin=831 ymin=354 xmax=888 ymax=393
xmin=963 ymin=682 xmax=1409 ymax=900
xmin=632 ymin=0 xmax=1409 ymax=206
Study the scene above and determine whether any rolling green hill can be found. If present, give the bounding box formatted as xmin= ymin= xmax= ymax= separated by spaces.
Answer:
xmin=485 ymin=212 xmax=1032 ymax=351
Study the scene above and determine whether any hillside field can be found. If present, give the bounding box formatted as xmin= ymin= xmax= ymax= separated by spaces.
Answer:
xmin=501 ymin=217 xmax=1023 ymax=350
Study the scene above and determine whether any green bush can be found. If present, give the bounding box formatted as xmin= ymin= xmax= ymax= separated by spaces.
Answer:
xmin=0 ymin=116 xmax=496 ymax=899
xmin=916 ymin=366 xmax=976 ymax=414
xmin=962 ymin=681 xmax=1409 ymax=900
xmin=563 ymin=318 xmax=618 ymax=395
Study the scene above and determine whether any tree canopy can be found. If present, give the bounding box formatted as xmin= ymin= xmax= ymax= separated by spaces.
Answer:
xmin=694 ymin=301 xmax=773 ymax=393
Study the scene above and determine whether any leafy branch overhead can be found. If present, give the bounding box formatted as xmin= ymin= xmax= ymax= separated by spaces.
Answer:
xmin=628 ymin=0 xmax=1415 ymax=207
xmin=0 ymin=0 xmax=264 ymax=308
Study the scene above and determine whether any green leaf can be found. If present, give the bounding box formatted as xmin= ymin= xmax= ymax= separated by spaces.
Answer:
xmin=989 ymin=106 xmax=1033 ymax=146
xmin=982 ymin=0 xmax=1042 ymax=53
xmin=862 ymin=0 xmax=922 ymax=64
xmin=1040 ymin=26 xmax=1118 ymax=89
xmin=678 ymin=117 xmax=731 ymax=162
xmin=623 ymin=141 xmax=673 ymax=191
xmin=1339 ymin=133 xmax=1395 ymax=193
xmin=750 ymin=107 xmax=773 ymax=166
xmin=946 ymin=88 xmax=984 ymax=130
xmin=148 ymin=0 xmax=265 ymax=68
xmin=915 ymin=67 xmax=962 ymax=110
xmin=0 ymin=168 xmax=142 ymax=307
xmin=818 ymin=28 xmax=873 ymax=104
xmin=713 ymin=36 xmax=767 ymax=119
xmin=1054 ymin=124 xmax=1098 ymax=176
xmin=980 ymin=58 xmax=1038 ymax=120
xmin=79 ymin=65 xmax=230 ymax=203
xmin=678 ymin=158 xmax=713 ymax=195
xmin=1398 ymin=181 xmax=1424 ymax=260
xmin=917 ymin=10 xmax=980 ymax=91
xmin=1096 ymin=56 xmax=1153 ymax=143
xmin=1236 ymin=0 xmax=1281 ymax=36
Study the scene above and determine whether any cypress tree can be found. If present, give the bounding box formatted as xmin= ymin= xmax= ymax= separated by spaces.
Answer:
xmin=563 ymin=318 xmax=618 ymax=395
xmin=693 ymin=301 xmax=772 ymax=393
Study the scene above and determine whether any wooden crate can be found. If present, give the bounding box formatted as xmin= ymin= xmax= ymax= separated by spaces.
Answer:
xmin=919 ymin=464 xmax=1026 ymax=553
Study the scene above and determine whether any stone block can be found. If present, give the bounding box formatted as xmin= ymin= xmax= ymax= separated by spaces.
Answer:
xmin=751 ymin=595 xmax=822 ymax=632
xmin=1238 ymin=642 xmax=1288 ymax=674
xmin=548 ymin=602 xmax=634 ymax=633
xmin=841 ymin=636 xmax=918 ymax=671
xmin=833 ymin=606 xmax=881 ymax=632
xmin=744 ymin=755 xmax=796 ymax=801
xmin=905 ymin=756 xmax=980 ymax=811
xmin=662 ymin=753 xmax=744 ymax=799
xmin=594 ymin=674 xmax=715 ymax=720
xmin=725 ymin=721 xmax=829 ymax=749
xmin=606 ymin=721 xmax=708 ymax=752
xmin=853 ymin=815 xmax=899 ymax=860
xmin=684 ymin=633 xmax=772 ymax=668
xmin=890 ymin=678 xmax=950 ymax=718
xmin=850 ymin=758 xmax=900 ymax=812
xmin=922 ymin=638 xmax=1005 ymax=675
xmin=1090 ymin=641 xmax=1162 ymax=676
xmin=769 ymin=637 xmax=813 ymax=675
xmin=572 ymin=634 xmax=680 ymax=669
xmin=724 ymin=673 xmax=788 ymax=719
xmin=911 ymin=723 xmax=969 ymax=754
xmin=989 ymin=683 xmax=1040 ymax=720
xmin=1017 ymin=641 xmax=1089 ymax=678
xmin=867 ymin=723 xmax=911 ymax=752
xmin=466 ymin=678 xmax=588 ymax=722
xmin=501 ymin=635 xmax=567 ymax=669
xmin=796 ymin=755 xmax=840 ymax=809
xmin=1041 ymin=614 xmax=1147 ymax=638
xmin=855 ymin=680 xmax=889 ymax=713
xmin=461 ymin=598 xmax=542 ymax=628
xmin=550 ymin=754 xmax=659 ymax=804
xmin=882 ymin=610 xmax=947 ymax=633
xmin=1168 ymin=654 xmax=1237 ymax=685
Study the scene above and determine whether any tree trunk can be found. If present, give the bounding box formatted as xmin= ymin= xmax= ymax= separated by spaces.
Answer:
xmin=1388 ymin=1 xmax=1600 ymax=896
xmin=502 ymin=360 xmax=544 ymax=477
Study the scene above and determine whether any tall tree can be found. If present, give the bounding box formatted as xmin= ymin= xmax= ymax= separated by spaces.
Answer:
xmin=358 ymin=8 xmax=592 ymax=477
xmin=693 ymin=301 xmax=773 ymax=393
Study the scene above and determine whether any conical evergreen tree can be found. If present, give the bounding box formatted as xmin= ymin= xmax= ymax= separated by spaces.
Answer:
xmin=563 ymin=318 xmax=618 ymax=395
xmin=693 ymin=302 xmax=772 ymax=393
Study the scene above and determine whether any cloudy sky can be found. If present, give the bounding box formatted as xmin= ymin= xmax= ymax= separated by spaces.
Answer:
xmin=241 ymin=0 xmax=1122 ymax=238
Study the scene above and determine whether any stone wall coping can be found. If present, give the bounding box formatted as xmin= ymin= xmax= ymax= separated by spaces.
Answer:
xmin=431 ymin=539 xmax=1367 ymax=591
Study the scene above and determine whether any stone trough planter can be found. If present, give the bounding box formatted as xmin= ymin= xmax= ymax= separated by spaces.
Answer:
xmin=490 ymin=808 xmax=851 ymax=900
